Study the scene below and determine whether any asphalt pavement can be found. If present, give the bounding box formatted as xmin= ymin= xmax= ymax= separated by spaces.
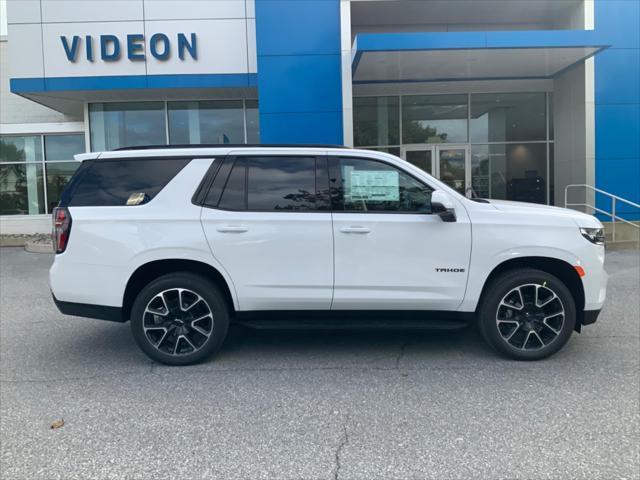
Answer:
xmin=1 ymin=247 xmax=638 ymax=480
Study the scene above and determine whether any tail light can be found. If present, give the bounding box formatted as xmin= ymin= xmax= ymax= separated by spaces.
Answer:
xmin=52 ymin=207 xmax=72 ymax=254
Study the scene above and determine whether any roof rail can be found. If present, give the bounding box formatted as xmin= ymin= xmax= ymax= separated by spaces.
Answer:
xmin=113 ymin=143 xmax=348 ymax=151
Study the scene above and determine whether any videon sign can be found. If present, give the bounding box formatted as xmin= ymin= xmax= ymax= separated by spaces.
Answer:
xmin=60 ymin=33 xmax=198 ymax=62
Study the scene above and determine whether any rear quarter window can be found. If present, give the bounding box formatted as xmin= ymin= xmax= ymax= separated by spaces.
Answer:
xmin=67 ymin=158 xmax=190 ymax=207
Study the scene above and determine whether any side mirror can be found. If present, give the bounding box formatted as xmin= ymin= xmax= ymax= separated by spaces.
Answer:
xmin=431 ymin=190 xmax=457 ymax=222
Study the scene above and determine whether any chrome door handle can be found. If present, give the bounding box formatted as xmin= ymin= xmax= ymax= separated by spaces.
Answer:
xmin=339 ymin=226 xmax=371 ymax=234
xmin=216 ymin=225 xmax=248 ymax=233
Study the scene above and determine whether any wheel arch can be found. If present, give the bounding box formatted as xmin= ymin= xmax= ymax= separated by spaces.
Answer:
xmin=477 ymin=256 xmax=586 ymax=332
xmin=122 ymin=259 xmax=237 ymax=321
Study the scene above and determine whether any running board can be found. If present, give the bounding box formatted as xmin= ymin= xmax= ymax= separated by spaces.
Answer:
xmin=233 ymin=310 xmax=473 ymax=331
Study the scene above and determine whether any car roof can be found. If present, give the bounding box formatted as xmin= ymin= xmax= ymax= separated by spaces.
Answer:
xmin=75 ymin=144 xmax=355 ymax=161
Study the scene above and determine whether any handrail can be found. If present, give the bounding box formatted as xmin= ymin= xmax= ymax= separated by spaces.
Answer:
xmin=565 ymin=184 xmax=640 ymax=209
xmin=565 ymin=184 xmax=639 ymax=243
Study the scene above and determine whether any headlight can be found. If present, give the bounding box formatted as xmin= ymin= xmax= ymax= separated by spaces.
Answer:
xmin=580 ymin=227 xmax=605 ymax=245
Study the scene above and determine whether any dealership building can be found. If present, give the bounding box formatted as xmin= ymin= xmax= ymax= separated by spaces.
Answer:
xmin=1 ymin=0 xmax=638 ymax=233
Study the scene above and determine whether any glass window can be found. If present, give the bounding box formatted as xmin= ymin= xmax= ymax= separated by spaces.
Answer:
xmin=332 ymin=157 xmax=432 ymax=213
xmin=470 ymin=93 xmax=546 ymax=143
xmin=45 ymin=162 xmax=81 ymax=211
xmin=218 ymin=158 xmax=247 ymax=210
xmin=168 ymin=100 xmax=245 ymax=144
xmin=402 ymin=95 xmax=467 ymax=144
xmin=89 ymin=102 xmax=166 ymax=151
xmin=44 ymin=134 xmax=85 ymax=161
xmin=548 ymin=93 xmax=554 ymax=141
xmin=354 ymin=97 xmax=400 ymax=147
xmin=0 ymin=135 xmax=42 ymax=163
xmin=0 ymin=163 xmax=44 ymax=215
xmin=69 ymin=158 xmax=190 ymax=207
xmin=247 ymin=156 xmax=316 ymax=211
xmin=471 ymin=144 xmax=547 ymax=204
xmin=246 ymin=100 xmax=260 ymax=144
xmin=549 ymin=143 xmax=554 ymax=205
xmin=366 ymin=146 xmax=401 ymax=158
xmin=470 ymin=145 xmax=493 ymax=199
xmin=0 ymin=136 xmax=45 ymax=215
xmin=405 ymin=149 xmax=433 ymax=174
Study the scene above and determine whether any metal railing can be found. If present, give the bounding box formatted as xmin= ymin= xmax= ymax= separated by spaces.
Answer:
xmin=565 ymin=184 xmax=640 ymax=243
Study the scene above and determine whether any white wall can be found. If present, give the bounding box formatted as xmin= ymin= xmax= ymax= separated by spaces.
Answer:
xmin=6 ymin=0 xmax=257 ymax=81
xmin=0 ymin=215 xmax=51 ymax=235
xmin=0 ymin=0 xmax=7 ymax=37
xmin=0 ymin=41 xmax=81 ymax=126
xmin=553 ymin=62 xmax=593 ymax=208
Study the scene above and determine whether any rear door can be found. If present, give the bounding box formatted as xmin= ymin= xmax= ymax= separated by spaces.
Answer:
xmin=329 ymin=155 xmax=472 ymax=310
xmin=200 ymin=154 xmax=334 ymax=311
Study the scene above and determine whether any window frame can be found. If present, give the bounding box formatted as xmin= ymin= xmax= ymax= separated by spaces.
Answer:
xmin=202 ymin=154 xmax=330 ymax=213
xmin=217 ymin=157 xmax=248 ymax=212
xmin=328 ymin=156 xmax=435 ymax=215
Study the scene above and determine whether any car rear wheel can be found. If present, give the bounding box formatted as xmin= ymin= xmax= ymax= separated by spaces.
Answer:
xmin=478 ymin=269 xmax=576 ymax=360
xmin=130 ymin=273 xmax=229 ymax=366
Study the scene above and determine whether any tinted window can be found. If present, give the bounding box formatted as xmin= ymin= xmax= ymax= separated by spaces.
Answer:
xmin=218 ymin=158 xmax=247 ymax=210
xmin=68 ymin=158 xmax=190 ymax=207
xmin=247 ymin=156 xmax=316 ymax=211
xmin=331 ymin=158 xmax=433 ymax=213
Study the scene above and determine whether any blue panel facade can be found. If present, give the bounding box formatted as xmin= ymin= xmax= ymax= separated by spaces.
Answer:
xmin=594 ymin=0 xmax=640 ymax=218
xmin=10 ymin=73 xmax=257 ymax=93
xmin=254 ymin=0 xmax=343 ymax=144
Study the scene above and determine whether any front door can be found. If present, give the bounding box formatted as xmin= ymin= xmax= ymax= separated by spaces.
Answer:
xmin=401 ymin=145 xmax=470 ymax=195
xmin=329 ymin=155 xmax=472 ymax=311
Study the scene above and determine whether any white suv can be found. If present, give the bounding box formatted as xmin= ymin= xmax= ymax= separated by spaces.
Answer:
xmin=50 ymin=146 xmax=607 ymax=365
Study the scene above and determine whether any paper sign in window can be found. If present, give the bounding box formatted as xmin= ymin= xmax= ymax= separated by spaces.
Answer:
xmin=346 ymin=169 xmax=399 ymax=202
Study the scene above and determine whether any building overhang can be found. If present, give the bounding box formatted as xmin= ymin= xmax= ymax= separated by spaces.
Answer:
xmin=9 ymin=74 xmax=258 ymax=116
xmin=352 ymin=30 xmax=609 ymax=84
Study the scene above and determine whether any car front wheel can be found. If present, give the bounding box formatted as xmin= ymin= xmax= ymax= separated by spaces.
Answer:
xmin=478 ymin=269 xmax=576 ymax=360
xmin=130 ymin=273 xmax=229 ymax=366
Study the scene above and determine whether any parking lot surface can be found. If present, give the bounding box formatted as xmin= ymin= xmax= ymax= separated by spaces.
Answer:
xmin=0 ymin=247 xmax=638 ymax=480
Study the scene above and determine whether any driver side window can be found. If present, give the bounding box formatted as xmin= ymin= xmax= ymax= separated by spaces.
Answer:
xmin=329 ymin=157 xmax=433 ymax=213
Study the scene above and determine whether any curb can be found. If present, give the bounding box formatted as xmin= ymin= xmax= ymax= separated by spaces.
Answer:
xmin=24 ymin=240 xmax=54 ymax=254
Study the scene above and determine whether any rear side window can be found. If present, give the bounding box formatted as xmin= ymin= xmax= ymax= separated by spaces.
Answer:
xmin=68 ymin=158 xmax=190 ymax=207
xmin=247 ymin=156 xmax=316 ymax=211
xmin=209 ymin=155 xmax=322 ymax=212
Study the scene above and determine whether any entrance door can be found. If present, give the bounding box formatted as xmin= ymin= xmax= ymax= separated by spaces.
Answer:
xmin=401 ymin=145 xmax=435 ymax=176
xmin=435 ymin=145 xmax=469 ymax=195
xmin=401 ymin=145 xmax=470 ymax=195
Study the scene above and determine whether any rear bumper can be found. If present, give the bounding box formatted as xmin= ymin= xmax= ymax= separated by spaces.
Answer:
xmin=52 ymin=292 xmax=125 ymax=322
xmin=582 ymin=309 xmax=601 ymax=326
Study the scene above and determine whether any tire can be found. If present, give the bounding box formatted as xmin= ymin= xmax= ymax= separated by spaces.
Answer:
xmin=478 ymin=268 xmax=576 ymax=360
xmin=130 ymin=272 xmax=230 ymax=366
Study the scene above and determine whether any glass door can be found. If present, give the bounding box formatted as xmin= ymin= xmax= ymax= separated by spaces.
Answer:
xmin=435 ymin=145 xmax=469 ymax=195
xmin=401 ymin=144 xmax=470 ymax=195
xmin=400 ymin=145 xmax=435 ymax=175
